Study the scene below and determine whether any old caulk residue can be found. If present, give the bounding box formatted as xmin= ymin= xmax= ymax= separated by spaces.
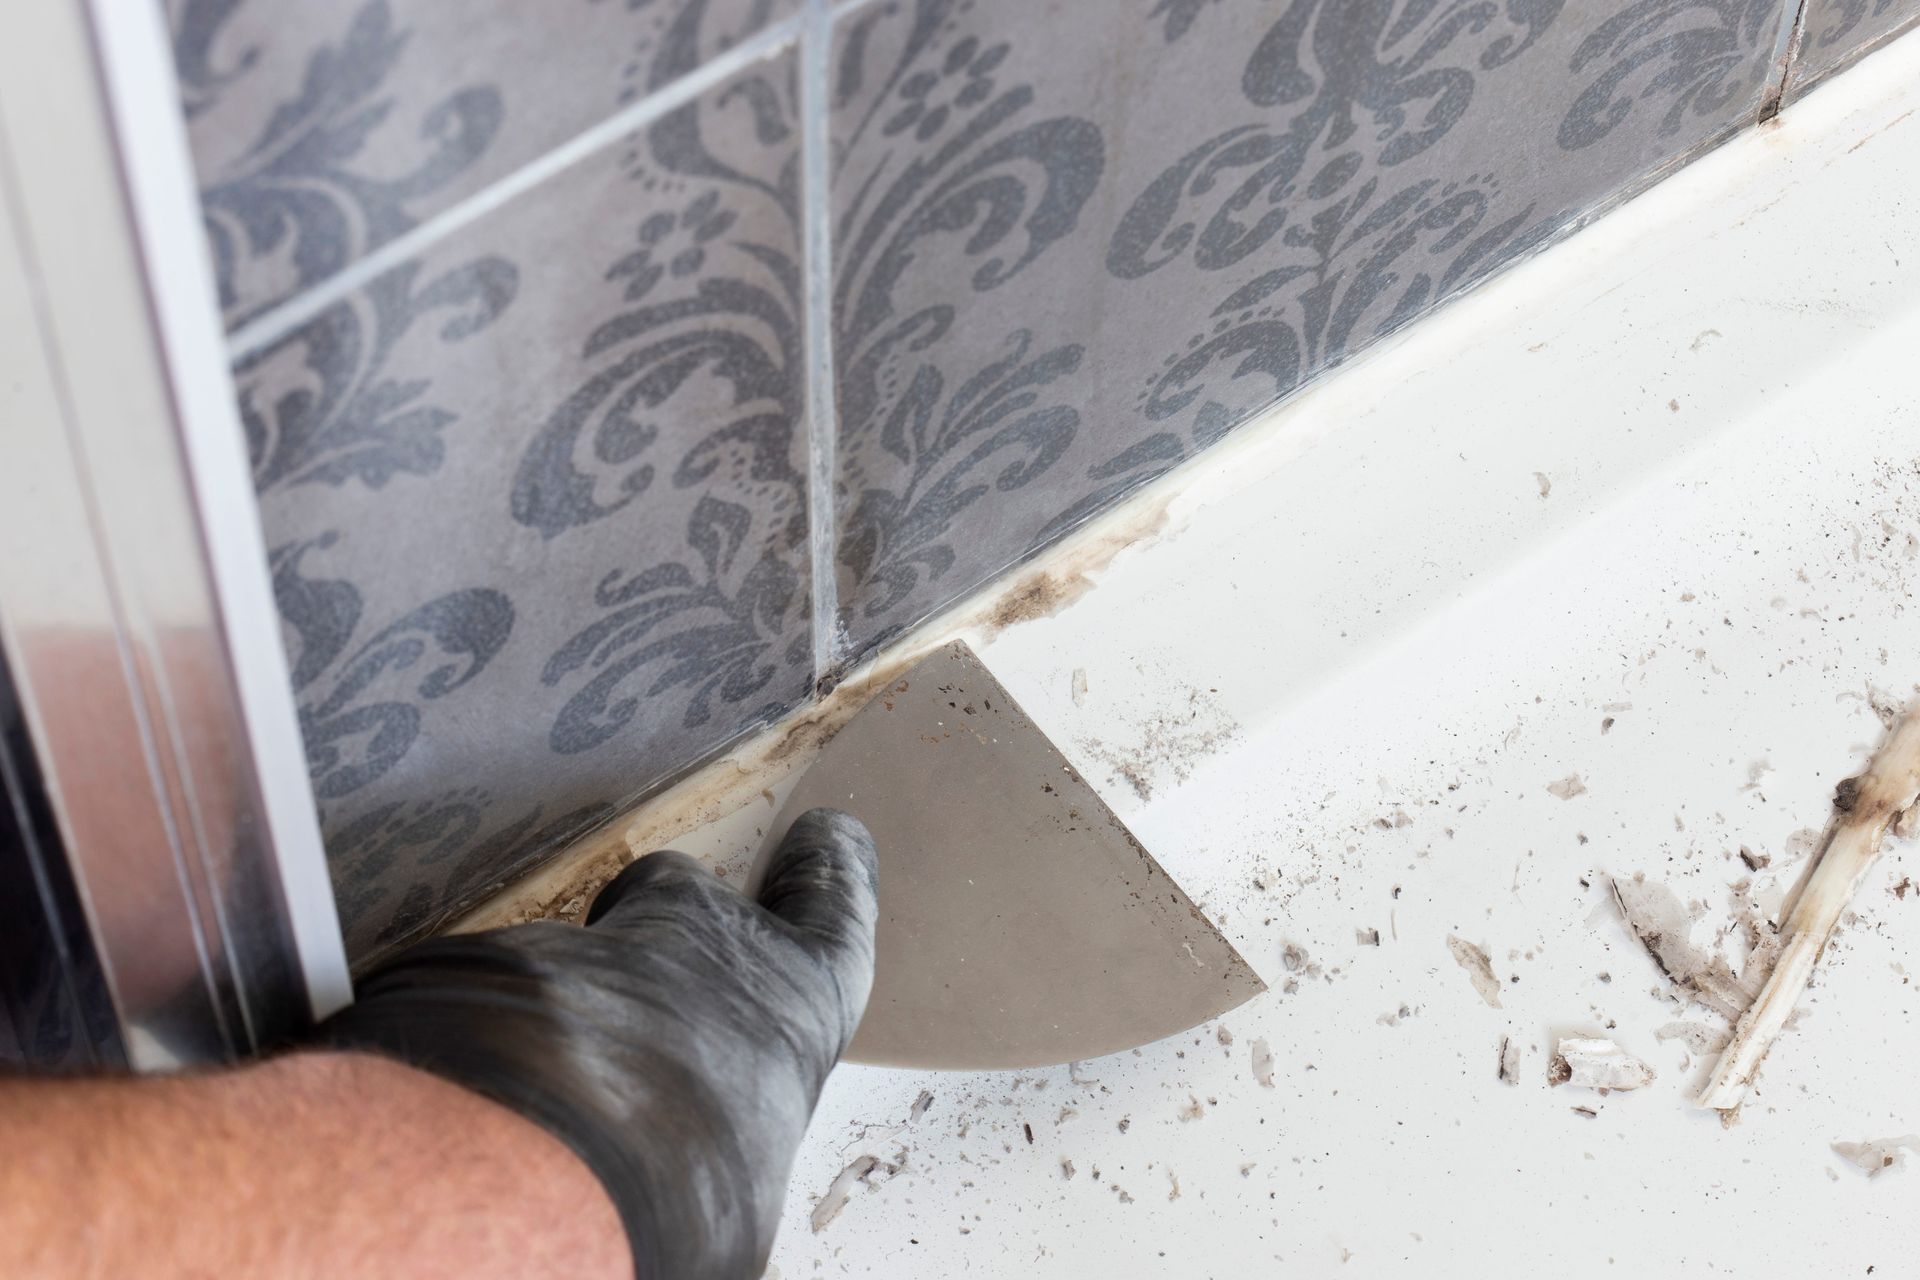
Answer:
xmin=1698 ymin=708 xmax=1920 ymax=1111
xmin=1608 ymin=873 xmax=1759 ymax=1020
xmin=1831 ymin=1135 xmax=1920 ymax=1178
xmin=1446 ymin=935 xmax=1504 ymax=1008
xmin=1548 ymin=1038 xmax=1656 ymax=1091
xmin=450 ymin=492 xmax=1177 ymax=935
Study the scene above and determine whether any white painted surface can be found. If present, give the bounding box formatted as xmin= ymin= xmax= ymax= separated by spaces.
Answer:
xmin=753 ymin=33 xmax=1920 ymax=1278
xmin=86 ymin=0 xmax=351 ymax=1023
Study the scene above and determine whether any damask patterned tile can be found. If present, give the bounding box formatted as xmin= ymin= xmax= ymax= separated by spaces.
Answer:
xmin=235 ymin=49 xmax=811 ymax=959
xmin=826 ymin=0 xmax=1791 ymax=665
xmin=1791 ymin=0 xmax=1918 ymax=97
xmin=168 ymin=0 xmax=798 ymax=328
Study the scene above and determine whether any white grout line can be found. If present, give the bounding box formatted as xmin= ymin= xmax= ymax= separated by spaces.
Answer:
xmin=1761 ymin=0 xmax=1812 ymax=118
xmin=225 ymin=14 xmax=804 ymax=363
xmin=800 ymin=0 xmax=842 ymax=687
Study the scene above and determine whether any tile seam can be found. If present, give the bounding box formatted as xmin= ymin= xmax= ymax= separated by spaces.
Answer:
xmin=1761 ymin=0 xmax=1813 ymax=119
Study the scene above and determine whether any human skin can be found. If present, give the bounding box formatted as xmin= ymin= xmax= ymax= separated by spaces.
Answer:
xmin=0 ymin=1051 xmax=631 ymax=1279
xmin=0 ymin=808 xmax=877 ymax=1280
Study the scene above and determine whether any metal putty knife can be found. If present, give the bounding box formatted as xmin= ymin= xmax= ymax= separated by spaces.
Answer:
xmin=754 ymin=641 xmax=1264 ymax=1070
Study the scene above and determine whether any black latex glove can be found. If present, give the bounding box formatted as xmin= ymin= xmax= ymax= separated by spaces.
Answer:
xmin=315 ymin=808 xmax=878 ymax=1280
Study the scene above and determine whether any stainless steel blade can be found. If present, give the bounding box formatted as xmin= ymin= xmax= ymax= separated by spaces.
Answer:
xmin=756 ymin=641 xmax=1265 ymax=1070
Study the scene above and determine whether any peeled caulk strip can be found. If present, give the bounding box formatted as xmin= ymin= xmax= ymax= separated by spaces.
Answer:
xmin=1697 ymin=710 xmax=1920 ymax=1111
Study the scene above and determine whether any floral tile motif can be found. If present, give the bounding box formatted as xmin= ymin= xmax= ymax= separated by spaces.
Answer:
xmin=235 ymin=49 xmax=810 ymax=959
xmin=826 ymin=0 xmax=1790 ymax=664
xmin=1792 ymin=0 xmax=1919 ymax=95
xmin=167 ymin=0 xmax=797 ymax=328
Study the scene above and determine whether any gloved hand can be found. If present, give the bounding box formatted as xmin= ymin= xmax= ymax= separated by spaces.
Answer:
xmin=315 ymin=808 xmax=878 ymax=1280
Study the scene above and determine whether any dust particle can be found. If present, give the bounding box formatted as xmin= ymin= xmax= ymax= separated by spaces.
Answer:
xmin=1534 ymin=471 xmax=1552 ymax=498
xmin=1655 ymin=1021 xmax=1730 ymax=1056
xmin=1078 ymin=685 xmax=1239 ymax=802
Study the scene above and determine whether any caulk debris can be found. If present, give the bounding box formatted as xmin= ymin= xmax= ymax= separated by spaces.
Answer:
xmin=1546 ymin=773 xmax=1588 ymax=800
xmin=1608 ymin=873 xmax=1758 ymax=1021
xmin=1654 ymin=1021 xmax=1730 ymax=1057
xmin=1699 ymin=709 xmax=1920 ymax=1110
xmin=1249 ymin=1039 xmax=1275 ymax=1088
xmin=1831 ymin=1135 xmax=1920 ymax=1178
xmin=1548 ymin=1038 xmax=1656 ymax=1091
xmin=1498 ymin=1036 xmax=1522 ymax=1085
xmin=810 ymin=1156 xmax=880 ymax=1232
xmin=1447 ymin=935 xmax=1504 ymax=1008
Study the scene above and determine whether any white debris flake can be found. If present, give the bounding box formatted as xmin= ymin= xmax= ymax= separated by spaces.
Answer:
xmin=1548 ymin=1038 xmax=1656 ymax=1091
xmin=1831 ymin=1136 xmax=1920 ymax=1178
xmin=1498 ymin=1036 xmax=1522 ymax=1085
xmin=1546 ymin=773 xmax=1588 ymax=800
xmin=1249 ymin=1038 xmax=1275 ymax=1088
xmin=1609 ymin=874 xmax=1757 ymax=1021
xmin=810 ymin=1156 xmax=878 ymax=1233
xmin=1447 ymin=935 xmax=1505 ymax=1008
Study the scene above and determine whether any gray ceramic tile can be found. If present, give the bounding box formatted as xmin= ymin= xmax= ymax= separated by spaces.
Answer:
xmin=168 ymin=0 xmax=798 ymax=329
xmin=1792 ymin=0 xmax=1918 ymax=96
xmin=234 ymin=49 xmax=811 ymax=959
xmin=827 ymin=0 xmax=1790 ymax=665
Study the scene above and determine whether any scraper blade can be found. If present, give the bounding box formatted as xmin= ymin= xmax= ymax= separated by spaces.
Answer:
xmin=757 ymin=641 xmax=1265 ymax=1070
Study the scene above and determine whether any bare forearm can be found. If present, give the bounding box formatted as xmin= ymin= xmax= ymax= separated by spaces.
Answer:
xmin=0 ymin=1053 xmax=628 ymax=1280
